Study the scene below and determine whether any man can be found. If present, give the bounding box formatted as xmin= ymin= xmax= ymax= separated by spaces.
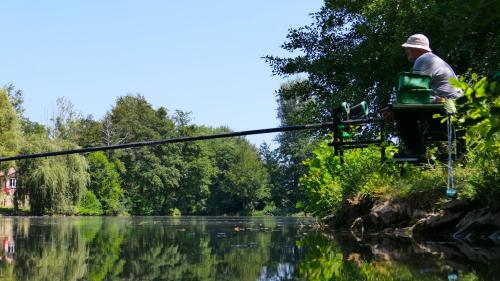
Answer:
xmin=390 ymin=34 xmax=461 ymax=156
xmin=402 ymin=34 xmax=462 ymax=100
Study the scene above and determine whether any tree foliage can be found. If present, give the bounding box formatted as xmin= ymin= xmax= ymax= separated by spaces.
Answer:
xmin=0 ymin=88 xmax=22 ymax=163
xmin=87 ymin=151 xmax=124 ymax=215
xmin=15 ymin=137 xmax=89 ymax=215
xmin=78 ymin=189 xmax=103 ymax=215
xmin=107 ymin=95 xmax=181 ymax=215
xmin=258 ymin=79 xmax=321 ymax=214
xmin=4 ymin=84 xmax=270 ymax=215
xmin=208 ymin=137 xmax=270 ymax=215
xmin=102 ymin=95 xmax=270 ymax=215
xmin=174 ymin=121 xmax=217 ymax=215
xmin=455 ymin=72 xmax=500 ymax=151
xmin=48 ymin=97 xmax=83 ymax=142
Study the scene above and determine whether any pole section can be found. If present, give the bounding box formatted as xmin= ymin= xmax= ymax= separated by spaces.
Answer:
xmin=0 ymin=123 xmax=323 ymax=162
xmin=0 ymin=118 xmax=382 ymax=162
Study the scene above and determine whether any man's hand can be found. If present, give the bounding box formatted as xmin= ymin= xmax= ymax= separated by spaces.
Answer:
xmin=432 ymin=96 xmax=446 ymax=104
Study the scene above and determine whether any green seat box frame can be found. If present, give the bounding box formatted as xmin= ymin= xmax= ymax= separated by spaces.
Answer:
xmin=396 ymin=72 xmax=433 ymax=104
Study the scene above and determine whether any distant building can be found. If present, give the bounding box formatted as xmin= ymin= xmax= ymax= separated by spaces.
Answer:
xmin=0 ymin=168 xmax=17 ymax=207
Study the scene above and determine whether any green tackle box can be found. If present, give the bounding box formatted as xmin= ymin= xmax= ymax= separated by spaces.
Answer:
xmin=398 ymin=72 xmax=432 ymax=90
xmin=396 ymin=88 xmax=433 ymax=104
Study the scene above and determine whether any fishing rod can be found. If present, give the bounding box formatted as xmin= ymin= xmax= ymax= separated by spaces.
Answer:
xmin=0 ymin=117 xmax=383 ymax=162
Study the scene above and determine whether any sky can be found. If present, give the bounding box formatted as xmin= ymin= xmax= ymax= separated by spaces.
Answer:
xmin=1 ymin=1 xmax=324 ymax=148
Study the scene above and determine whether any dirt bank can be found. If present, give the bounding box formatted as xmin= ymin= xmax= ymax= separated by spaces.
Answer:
xmin=322 ymin=195 xmax=500 ymax=242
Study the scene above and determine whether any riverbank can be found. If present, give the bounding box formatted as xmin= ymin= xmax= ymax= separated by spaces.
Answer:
xmin=0 ymin=207 xmax=29 ymax=216
xmin=321 ymin=194 xmax=500 ymax=241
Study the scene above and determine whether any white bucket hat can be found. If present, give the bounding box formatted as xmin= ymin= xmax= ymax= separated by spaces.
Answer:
xmin=402 ymin=34 xmax=432 ymax=52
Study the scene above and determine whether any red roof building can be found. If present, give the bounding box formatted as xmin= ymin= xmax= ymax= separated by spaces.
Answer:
xmin=0 ymin=168 xmax=16 ymax=195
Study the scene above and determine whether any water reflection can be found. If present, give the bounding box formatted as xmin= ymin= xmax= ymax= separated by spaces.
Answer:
xmin=0 ymin=217 xmax=313 ymax=281
xmin=0 ymin=219 xmax=15 ymax=264
xmin=299 ymin=233 xmax=500 ymax=281
xmin=0 ymin=217 xmax=498 ymax=281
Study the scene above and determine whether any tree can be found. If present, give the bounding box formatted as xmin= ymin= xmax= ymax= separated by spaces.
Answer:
xmin=0 ymin=88 xmax=22 ymax=171
xmin=0 ymin=88 xmax=22 ymax=213
xmin=108 ymin=94 xmax=175 ymax=143
xmin=15 ymin=137 xmax=89 ymax=215
xmin=87 ymin=151 xmax=124 ymax=215
xmin=208 ymin=133 xmax=270 ymax=215
xmin=107 ymin=94 xmax=181 ymax=215
xmin=3 ymin=83 xmax=25 ymax=117
xmin=275 ymin=80 xmax=321 ymax=208
xmin=173 ymin=115 xmax=217 ymax=215
xmin=48 ymin=97 xmax=83 ymax=142
xmin=78 ymin=189 xmax=103 ymax=215
xmin=258 ymin=80 xmax=320 ymax=212
xmin=73 ymin=115 xmax=104 ymax=148
xmin=259 ymin=142 xmax=283 ymax=210
xmin=3 ymin=84 xmax=47 ymax=137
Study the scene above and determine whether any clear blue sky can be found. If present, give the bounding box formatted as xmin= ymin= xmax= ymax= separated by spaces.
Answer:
xmin=1 ymin=1 xmax=323 ymax=147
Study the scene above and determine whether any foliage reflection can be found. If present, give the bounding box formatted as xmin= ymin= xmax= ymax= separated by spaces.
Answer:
xmin=0 ymin=217 xmax=497 ymax=281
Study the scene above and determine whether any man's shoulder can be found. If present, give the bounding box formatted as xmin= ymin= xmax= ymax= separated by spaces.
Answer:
xmin=413 ymin=52 xmax=446 ymax=72
xmin=415 ymin=52 xmax=439 ymax=63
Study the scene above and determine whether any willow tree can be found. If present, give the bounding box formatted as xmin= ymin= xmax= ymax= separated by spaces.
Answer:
xmin=15 ymin=137 xmax=89 ymax=215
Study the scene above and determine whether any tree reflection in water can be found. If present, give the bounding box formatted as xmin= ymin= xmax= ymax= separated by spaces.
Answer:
xmin=0 ymin=217 xmax=498 ymax=281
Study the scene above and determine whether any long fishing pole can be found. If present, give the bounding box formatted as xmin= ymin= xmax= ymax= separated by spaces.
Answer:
xmin=0 ymin=118 xmax=382 ymax=162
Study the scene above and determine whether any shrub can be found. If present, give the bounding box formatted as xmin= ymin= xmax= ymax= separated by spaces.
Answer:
xmin=299 ymin=142 xmax=397 ymax=218
xmin=78 ymin=190 xmax=103 ymax=215
xmin=453 ymin=72 xmax=500 ymax=206
xmin=169 ymin=208 xmax=182 ymax=217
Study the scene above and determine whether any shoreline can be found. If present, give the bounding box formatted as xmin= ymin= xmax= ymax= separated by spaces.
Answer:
xmin=321 ymin=196 xmax=500 ymax=242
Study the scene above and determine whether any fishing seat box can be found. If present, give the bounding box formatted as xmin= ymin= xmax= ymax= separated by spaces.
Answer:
xmin=396 ymin=72 xmax=433 ymax=104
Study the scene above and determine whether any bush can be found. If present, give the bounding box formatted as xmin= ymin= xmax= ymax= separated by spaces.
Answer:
xmin=299 ymin=143 xmax=470 ymax=218
xmin=453 ymin=72 xmax=500 ymax=206
xmin=168 ymin=208 xmax=181 ymax=217
xmin=78 ymin=190 xmax=103 ymax=215
xmin=299 ymin=142 xmax=398 ymax=218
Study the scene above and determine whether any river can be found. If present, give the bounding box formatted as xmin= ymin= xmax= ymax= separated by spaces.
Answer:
xmin=0 ymin=216 xmax=498 ymax=280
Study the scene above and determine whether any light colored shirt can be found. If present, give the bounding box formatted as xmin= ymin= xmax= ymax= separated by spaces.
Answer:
xmin=412 ymin=52 xmax=462 ymax=98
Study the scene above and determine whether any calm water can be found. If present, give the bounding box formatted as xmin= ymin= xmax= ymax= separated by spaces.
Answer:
xmin=0 ymin=217 xmax=498 ymax=281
